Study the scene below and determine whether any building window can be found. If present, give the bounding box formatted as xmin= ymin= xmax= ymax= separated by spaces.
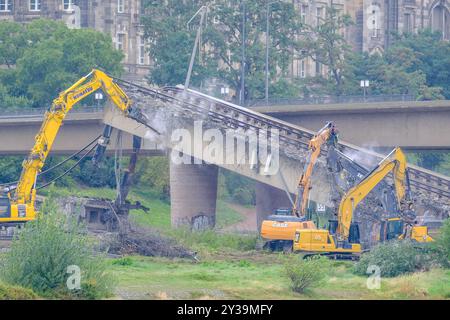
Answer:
xmin=138 ymin=36 xmax=146 ymax=65
xmin=63 ymin=0 xmax=73 ymax=11
xmin=300 ymin=59 xmax=305 ymax=78
xmin=118 ymin=0 xmax=124 ymax=13
xmin=315 ymin=61 xmax=322 ymax=76
xmin=316 ymin=7 xmax=324 ymax=26
xmin=116 ymin=33 xmax=126 ymax=52
xmin=404 ymin=13 xmax=414 ymax=33
xmin=300 ymin=5 xmax=307 ymax=23
xmin=29 ymin=0 xmax=41 ymax=11
xmin=0 ymin=0 xmax=12 ymax=12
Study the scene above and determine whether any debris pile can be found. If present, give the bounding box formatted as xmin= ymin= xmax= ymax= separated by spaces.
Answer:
xmin=106 ymin=226 xmax=197 ymax=260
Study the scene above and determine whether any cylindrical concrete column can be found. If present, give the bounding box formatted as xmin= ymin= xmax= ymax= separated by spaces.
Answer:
xmin=170 ymin=160 xmax=218 ymax=230
xmin=255 ymin=182 xmax=291 ymax=231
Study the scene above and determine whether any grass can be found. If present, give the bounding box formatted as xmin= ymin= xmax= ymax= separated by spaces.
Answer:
xmin=44 ymin=187 xmax=245 ymax=231
xmin=110 ymin=255 xmax=450 ymax=300
xmin=39 ymin=186 xmax=450 ymax=300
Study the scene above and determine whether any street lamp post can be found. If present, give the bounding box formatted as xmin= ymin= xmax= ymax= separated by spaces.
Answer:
xmin=240 ymin=0 xmax=246 ymax=106
xmin=265 ymin=1 xmax=279 ymax=105
xmin=360 ymin=80 xmax=370 ymax=101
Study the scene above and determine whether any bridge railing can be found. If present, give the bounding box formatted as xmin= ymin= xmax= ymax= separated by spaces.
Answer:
xmin=246 ymin=94 xmax=416 ymax=107
xmin=0 ymin=106 xmax=104 ymax=117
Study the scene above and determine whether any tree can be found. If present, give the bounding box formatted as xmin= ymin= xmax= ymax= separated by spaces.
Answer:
xmin=387 ymin=30 xmax=450 ymax=99
xmin=297 ymin=5 xmax=353 ymax=95
xmin=0 ymin=19 xmax=123 ymax=108
xmin=142 ymin=0 xmax=304 ymax=100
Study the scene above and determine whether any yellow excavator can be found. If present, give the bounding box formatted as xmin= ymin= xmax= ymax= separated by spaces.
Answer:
xmin=260 ymin=122 xmax=338 ymax=251
xmin=293 ymin=147 xmax=433 ymax=259
xmin=0 ymin=69 xmax=151 ymax=227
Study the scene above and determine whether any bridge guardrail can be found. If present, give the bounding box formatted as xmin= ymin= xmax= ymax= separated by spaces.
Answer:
xmin=246 ymin=94 xmax=416 ymax=107
xmin=0 ymin=106 xmax=104 ymax=117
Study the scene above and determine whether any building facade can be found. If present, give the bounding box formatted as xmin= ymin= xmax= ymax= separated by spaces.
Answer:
xmin=288 ymin=0 xmax=449 ymax=79
xmin=0 ymin=0 xmax=448 ymax=81
xmin=0 ymin=0 xmax=151 ymax=79
xmin=362 ymin=0 xmax=450 ymax=54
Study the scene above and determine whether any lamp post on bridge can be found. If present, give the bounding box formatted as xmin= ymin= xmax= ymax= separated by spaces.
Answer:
xmin=360 ymin=80 xmax=370 ymax=102
xmin=265 ymin=0 xmax=280 ymax=106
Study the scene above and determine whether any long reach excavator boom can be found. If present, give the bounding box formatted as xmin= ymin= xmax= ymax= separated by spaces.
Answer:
xmin=0 ymin=69 xmax=150 ymax=226
xmin=293 ymin=122 xmax=338 ymax=217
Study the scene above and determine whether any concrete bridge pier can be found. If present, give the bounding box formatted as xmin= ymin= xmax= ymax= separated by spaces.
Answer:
xmin=170 ymin=159 xmax=219 ymax=230
xmin=255 ymin=182 xmax=291 ymax=231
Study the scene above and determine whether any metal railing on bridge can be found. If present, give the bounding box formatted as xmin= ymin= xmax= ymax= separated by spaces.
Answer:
xmin=246 ymin=94 xmax=416 ymax=107
xmin=0 ymin=106 xmax=104 ymax=118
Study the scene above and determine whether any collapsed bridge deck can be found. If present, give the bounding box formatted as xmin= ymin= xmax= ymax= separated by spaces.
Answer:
xmin=112 ymin=78 xmax=450 ymax=202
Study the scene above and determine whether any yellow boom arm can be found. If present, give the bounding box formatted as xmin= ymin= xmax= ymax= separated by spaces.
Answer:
xmin=293 ymin=122 xmax=337 ymax=217
xmin=337 ymin=147 xmax=408 ymax=240
xmin=9 ymin=70 xmax=131 ymax=220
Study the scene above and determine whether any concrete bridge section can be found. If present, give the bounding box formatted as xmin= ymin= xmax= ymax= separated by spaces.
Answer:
xmin=0 ymin=110 xmax=163 ymax=156
xmin=252 ymin=100 xmax=450 ymax=150
xmin=102 ymin=83 xmax=450 ymax=236
xmin=102 ymin=103 xmax=333 ymax=229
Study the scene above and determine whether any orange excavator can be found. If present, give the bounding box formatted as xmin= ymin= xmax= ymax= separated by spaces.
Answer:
xmin=260 ymin=122 xmax=338 ymax=251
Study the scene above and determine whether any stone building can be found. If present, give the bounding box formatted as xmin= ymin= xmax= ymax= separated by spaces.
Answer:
xmin=289 ymin=0 xmax=449 ymax=79
xmin=362 ymin=0 xmax=450 ymax=53
xmin=0 ymin=0 xmax=151 ymax=79
xmin=0 ymin=0 xmax=448 ymax=81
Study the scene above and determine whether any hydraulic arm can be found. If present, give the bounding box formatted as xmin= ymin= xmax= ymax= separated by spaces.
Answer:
xmin=336 ymin=147 xmax=410 ymax=241
xmin=1 ymin=69 xmax=146 ymax=226
xmin=293 ymin=122 xmax=338 ymax=217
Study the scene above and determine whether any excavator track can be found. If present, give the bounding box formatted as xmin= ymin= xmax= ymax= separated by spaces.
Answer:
xmin=114 ymin=78 xmax=450 ymax=202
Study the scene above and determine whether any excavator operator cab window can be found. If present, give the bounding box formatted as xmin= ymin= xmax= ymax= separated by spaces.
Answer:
xmin=387 ymin=219 xmax=404 ymax=240
xmin=274 ymin=208 xmax=291 ymax=216
xmin=0 ymin=197 xmax=11 ymax=218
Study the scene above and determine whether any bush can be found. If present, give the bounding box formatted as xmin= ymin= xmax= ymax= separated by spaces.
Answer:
xmin=231 ymin=187 xmax=254 ymax=206
xmin=353 ymin=240 xmax=436 ymax=277
xmin=112 ymin=257 xmax=134 ymax=266
xmin=432 ymin=219 xmax=450 ymax=268
xmin=0 ymin=196 xmax=114 ymax=299
xmin=0 ymin=283 xmax=40 ymax=300
xmin=284 ymin=255 xmax=331 ymax=293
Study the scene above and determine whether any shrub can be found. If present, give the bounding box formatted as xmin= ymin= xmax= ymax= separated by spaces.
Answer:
xmin=432 ymin=219 xmax=450 ymax=268
xmin=232 ymin=188 xmax=254 ymax=206
xmin=0 ymin=196 xmax=114 ymax=299
xmin=112 ymin=257 xmax=134 ymax=266
xmin=353 ymin=240 xmax=435 ymax=277
xmin=284 ymin=255 xmax=331 ymax=293
xmin=0 ymin=283 xmax=40 ymax=300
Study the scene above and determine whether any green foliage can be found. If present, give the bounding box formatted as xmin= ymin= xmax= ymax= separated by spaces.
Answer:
xmin=112 ymin=257 xmax=134 ymax=266
xmin=284 ymin=255 xmax=331 ymax=293
xmin=142 ymin=0 xmax=304 ymax=100
xmin=388 ymin=30 xmax=450 ymax=99
xmin=0 ymin=156 xmax=23 ymax=184
xmin=353 ymin=240 xmax=439 ymax=278
xmin=432 ymin=219 xmax=450 ymax=268
xmin=0 ymin=283 xmax=40 ymax=300
xmin=219 ymin=170 xmax=255 ymax=206
xmin=0 ymin=19 xmax=123 ymax=109
xmin=135 ymin=157 xmax=170 ymax=201
xmin=298 ymin=5 xmax=353 ymax=95
xmin=169 ymin=227 xmax=257 ymax=252
xmin=0 ymin=195 xmax=114 ymax=299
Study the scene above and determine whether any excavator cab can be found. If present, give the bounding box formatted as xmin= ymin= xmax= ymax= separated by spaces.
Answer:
xmin=380 ymin=218 xmax=404 ymax=241
xmin=0 ymin=196 xmax=11 ymax=218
